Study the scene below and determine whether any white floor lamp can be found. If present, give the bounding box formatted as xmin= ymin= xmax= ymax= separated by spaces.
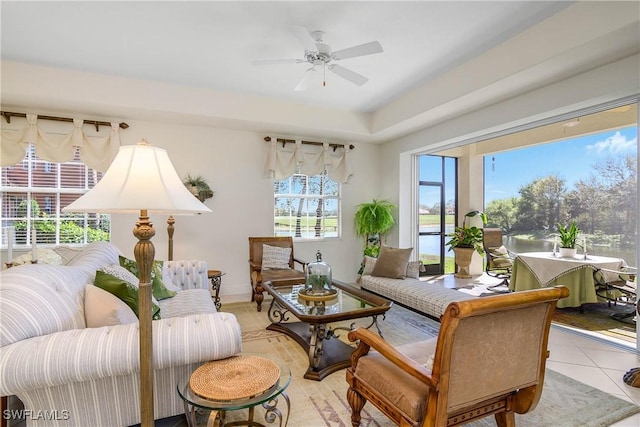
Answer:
xmin=64 ymin=140 xmax=210 ymax=426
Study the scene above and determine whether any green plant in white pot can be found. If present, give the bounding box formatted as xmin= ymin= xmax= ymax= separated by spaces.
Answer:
xmin=557 ymin=221 xmax=579 ymax=258
xmin=445 ymin=210 xmax=487 ymax=278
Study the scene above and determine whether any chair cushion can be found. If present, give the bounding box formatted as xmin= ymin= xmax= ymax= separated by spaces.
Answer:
xmin=84 ymin=284 xmax=138 ymax=327
xmin=261 ymin=268 xmax=305 ymax=285
xmin=354 ymin=339 xmax=436 ymax=423
xmin=371 ymin=246 xmax=413 ymax=279
xmin=488 ymin=246 xmax=512 ymax=267
xmin=262 ymin=244 xmax=291 ymax=270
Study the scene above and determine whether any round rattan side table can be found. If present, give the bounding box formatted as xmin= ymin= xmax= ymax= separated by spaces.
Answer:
xmin=177 ymin=354 xmax=291 ymax=427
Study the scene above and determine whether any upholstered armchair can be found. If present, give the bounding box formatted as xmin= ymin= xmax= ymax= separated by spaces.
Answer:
xmin=248 ymin=236 xmax=307 ymax=311
xmin=346 ymin=286 xmax=569 ymax=427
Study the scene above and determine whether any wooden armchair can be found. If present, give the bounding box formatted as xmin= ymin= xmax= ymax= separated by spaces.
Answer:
xmin=248 ymin=236 xmax=307 ymax=311
xmin=346 ymin=285 xmax=569 ymax=427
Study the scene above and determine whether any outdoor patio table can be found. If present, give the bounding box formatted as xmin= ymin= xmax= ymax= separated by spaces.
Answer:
xmin=510 ymin=252 xmax=625 ymax=308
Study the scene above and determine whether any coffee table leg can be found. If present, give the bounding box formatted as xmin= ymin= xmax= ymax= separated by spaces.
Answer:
xmin=308 ymin=324 xmax=327 ymax=369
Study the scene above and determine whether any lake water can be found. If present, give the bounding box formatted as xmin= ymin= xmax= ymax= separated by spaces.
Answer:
xmin=418 ymin=226 xmax=636 ymax=266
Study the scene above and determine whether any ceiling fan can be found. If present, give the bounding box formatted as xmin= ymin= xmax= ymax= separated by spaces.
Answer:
xmin=252 ymin=26 xmax=383 ymax=91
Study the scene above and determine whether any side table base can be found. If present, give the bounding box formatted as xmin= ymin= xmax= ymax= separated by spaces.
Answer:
xmin=185 ymin=393 xmax=290 ymax=427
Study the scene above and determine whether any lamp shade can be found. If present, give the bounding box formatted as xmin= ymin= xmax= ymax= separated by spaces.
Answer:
xmin=63 ymin=141 xmax=211 ymax=214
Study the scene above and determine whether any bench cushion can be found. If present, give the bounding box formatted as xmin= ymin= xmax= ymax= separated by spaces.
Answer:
xmin=360 ymin=275 xmax=476 ymax=319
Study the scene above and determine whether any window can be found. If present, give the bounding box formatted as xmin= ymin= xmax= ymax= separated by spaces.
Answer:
xmin=273 ymin=167 xmax=340 ymax=239
xmin=483 ymin=102 xmax=637 ymax=265
xmin=2 ymin=144 xmax=110 ymax=247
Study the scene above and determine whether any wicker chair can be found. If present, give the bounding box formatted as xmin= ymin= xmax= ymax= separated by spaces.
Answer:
xmin=248 ymin=236 xmax=307 ymax=311
xmin=346 ymin=286 xmax=569 ymax=427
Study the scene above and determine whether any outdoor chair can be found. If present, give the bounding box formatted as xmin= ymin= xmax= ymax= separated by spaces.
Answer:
xmin=248 ymin=236 xmax=307 ymax=311
xmin=483 ymin=228 xmax=514 ymax=287
xmin=346 ymin=285 xmax=569 ymax=427
xmin=594 ymin=266 xmax=637 ymax=323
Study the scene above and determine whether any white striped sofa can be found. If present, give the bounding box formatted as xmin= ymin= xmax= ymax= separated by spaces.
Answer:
xmin=360 ymin=274 xmax=477 ymax=320
xmin=0 ymin=241 xmax=242 ymax=427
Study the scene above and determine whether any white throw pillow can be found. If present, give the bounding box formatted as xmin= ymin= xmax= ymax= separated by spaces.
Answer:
xmin=84 ymin=284 xmax=138 ymax=327
xmin=262 ymin=244 xmax=291 ymax=270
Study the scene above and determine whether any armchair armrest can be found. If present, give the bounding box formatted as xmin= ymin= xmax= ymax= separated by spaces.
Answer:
xmin=0 ymin=312 xmax=241 ymax=395
xmin=293 ymin=257 xmax=307 ymax=272
xmin=347 ymin=327 xmax=436 ymax=388
xmin=164 ymin=259 xmax=209 ymax=290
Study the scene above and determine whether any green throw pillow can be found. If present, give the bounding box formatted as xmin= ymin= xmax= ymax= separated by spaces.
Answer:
xmin=119 ymin=255 xmax=177 ymax=300
xmin=94 ymin=270 xmax=161 ymax=320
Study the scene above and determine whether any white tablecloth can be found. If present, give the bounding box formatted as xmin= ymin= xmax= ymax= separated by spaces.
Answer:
xmin=516 ymin=252 xmax=625 ymax=286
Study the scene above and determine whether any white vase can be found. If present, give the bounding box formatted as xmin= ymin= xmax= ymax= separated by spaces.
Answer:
xmin=559 ymin=247 xmax=577 ymax=258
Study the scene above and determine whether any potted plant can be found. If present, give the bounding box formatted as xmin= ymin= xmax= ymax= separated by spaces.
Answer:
xmin=557 ymin=221 xmax=579 ymax=258
xmin=183 ymin=174 xmax=214 ymax=202
xmin=354 ymin=199 xmax=396 ymax=272
xmin=445 ymin=210 xmax=487 ymax=278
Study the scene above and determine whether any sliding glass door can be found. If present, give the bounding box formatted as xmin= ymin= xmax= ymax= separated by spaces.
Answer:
xmin=417 ymin=155 xmax=457 ymax=275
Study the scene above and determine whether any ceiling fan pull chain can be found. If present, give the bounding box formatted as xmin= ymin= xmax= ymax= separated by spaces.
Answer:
xmin=323 ymin=63 xmax=326 ymax=87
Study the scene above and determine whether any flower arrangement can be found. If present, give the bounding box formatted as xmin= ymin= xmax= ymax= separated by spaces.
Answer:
xmin=11 ymin=248 xmax=63 ymax=266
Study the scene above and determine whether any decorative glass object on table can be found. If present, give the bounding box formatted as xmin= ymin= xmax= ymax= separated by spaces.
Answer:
xmin=304 ymin=250 xmax=333 ymax=295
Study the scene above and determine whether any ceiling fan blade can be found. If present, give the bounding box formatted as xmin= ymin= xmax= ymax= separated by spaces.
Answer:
xmin=294 ymin=67 xmax=316 ymax=91
xmin=328 ymin=64 xmax=368 ymax=86
xmin=251 ymin=58 xmax=305 ymax=66
xmin=291 ymin=26 xmax=319 ymax=52
xmin=332 ymin=41 xmax=383 ymax=60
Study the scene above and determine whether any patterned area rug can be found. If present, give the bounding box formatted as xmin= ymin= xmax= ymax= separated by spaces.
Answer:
xmin=214 ymin=302 xmax=640 ymax=427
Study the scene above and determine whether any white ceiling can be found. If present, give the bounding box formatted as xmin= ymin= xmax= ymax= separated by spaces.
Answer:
xmin=1 ymin=1 xmax=638 ymax=143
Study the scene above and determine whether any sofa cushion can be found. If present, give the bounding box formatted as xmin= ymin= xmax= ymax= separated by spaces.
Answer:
xmin=84 ymin=284 xmax=138 ymax=327
xmin=262 ymin=244 xmax=291 ymax=270
xmin=371 ymin=246 xmax=413 ymax=279
xmin=119 ymin=255 xmax=177 ymax=300
xmin=158 ymin=288 xmax=217 ymax=318
xmin=94 ymin=270 xmax=161 ymax=319
xmin=0 ymin=264 xmax=89 ymax=347
xmin=363 ymin=255 xmax=422 ymax=279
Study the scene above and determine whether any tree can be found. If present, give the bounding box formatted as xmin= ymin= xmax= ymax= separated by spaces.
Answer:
xmin=485 ymin=197 xmax=518 ymax=232
xmin=515 ymin=175 xmax=566 ymax=231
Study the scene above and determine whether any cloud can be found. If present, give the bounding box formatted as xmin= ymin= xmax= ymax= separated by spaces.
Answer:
xmin=586 ymin=131 xmax=637 ymax=154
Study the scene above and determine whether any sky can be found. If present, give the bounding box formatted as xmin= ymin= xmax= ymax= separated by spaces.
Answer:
xmin=484 ymin=126 xmax=637 ymax=204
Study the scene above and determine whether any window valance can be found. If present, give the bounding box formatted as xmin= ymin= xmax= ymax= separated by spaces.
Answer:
xmin=1 ymin=114 xmax=122 ymax=172
xmin=265 ymin=137 xmax=353 ymax=183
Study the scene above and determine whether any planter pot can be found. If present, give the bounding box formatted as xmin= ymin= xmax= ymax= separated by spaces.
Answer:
xmin=559 ymin=247 xmax=577 ymax=258
xmin=453 ymin=247 xmax=475 ymax=278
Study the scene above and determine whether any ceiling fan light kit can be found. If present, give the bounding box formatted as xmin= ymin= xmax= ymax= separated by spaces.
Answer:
xmin=252 ymin=26 xmax=383 ymax=90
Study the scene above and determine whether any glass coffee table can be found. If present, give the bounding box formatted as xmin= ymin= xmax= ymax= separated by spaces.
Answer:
xmin=262 ymin=279 xmax=392 ymax=381
xmin=177 ymin=354 xmax=291 ymax=427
